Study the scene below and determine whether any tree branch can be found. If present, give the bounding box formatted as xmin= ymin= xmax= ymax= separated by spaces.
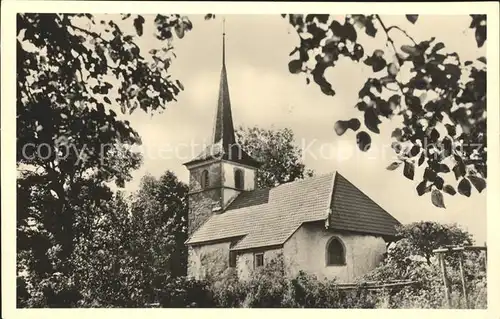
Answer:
xmin=69 ymin=23 xmax=111 ymax=45
xmin=375 ymin=15 xmax=399 ymax=58
xmin=374 ymin=15 xmax=408 ymax=98
xmin=387 ymin=25 xmax=418 ymax=45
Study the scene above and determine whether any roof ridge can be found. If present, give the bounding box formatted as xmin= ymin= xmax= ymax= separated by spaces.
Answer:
xmin=273 ymin=171 xmax=335 ymax=189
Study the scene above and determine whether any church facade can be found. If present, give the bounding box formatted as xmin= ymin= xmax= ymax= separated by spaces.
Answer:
xmin=183 ymin=32 xmax=401 ymax=283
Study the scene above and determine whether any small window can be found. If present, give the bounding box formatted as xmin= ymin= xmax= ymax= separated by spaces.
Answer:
xmin=201 ymin=170 xmax=209 ymax=189
xmin=326 ymin=237 xmax=346 ymax=266
xmin=234 ymin=169 xmax=244 ymax=189
xmin=254 ymin=253 xmax=264 ymax=268
xmin=229 ymin=251 xmax=237 ymax=268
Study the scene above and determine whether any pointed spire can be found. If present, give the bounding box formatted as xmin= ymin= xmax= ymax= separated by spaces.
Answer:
xmin=212 ymin=18 xmax=236 ymax=147
xmin=222 ymin=18 xmax=226 ymax=66
xmin=183 ymin=19 xmax=260 ymax=169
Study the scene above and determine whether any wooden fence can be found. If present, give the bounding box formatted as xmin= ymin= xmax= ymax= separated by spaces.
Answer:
xmin=433 ymin=244 xmax=487 ymax=308
xmin=336 ymin=280 xmax=420 ymax=291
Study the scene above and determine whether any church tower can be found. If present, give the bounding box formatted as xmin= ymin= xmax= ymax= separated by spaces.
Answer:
xmin=183 ymin=22 xmax=261 ymax=236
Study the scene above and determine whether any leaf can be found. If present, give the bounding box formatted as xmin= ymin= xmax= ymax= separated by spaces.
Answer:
xmin=364 ymin=19 xmax=377 ymax=37
xmin=406 ymin=15 xmax=419 ymax=24
xmin=352 ymin=44 xmax=364 ymax=61
xmin=288 ymin=59 xmax=302 ymax=74
xmin=468 ymin=175 xmax=486 ymax=193
xmin=416 ymin=180 xmax=430 ymax=196
xmin=386 ymin=162 xmax=401 ymax=171
xmin=475 ymin=25 xmax=486 ymax=48
xmin=175 ymin=24 xmax=185 ymax=39
xmin=133 ymin=15 xmax=145 ymax=36
xmin=50 ymin=189 xmax=59 ymax=199
xmin=343 ymin=22 xmax=357 ymax=42
xmin=289 ymin=47 xmax=299 ymax=57
xmin=387 ymin=63 xmax=398 ymax=76
xmin=176 ymin=79 xmax=184 ymax=91
xmin=356 ymin=101 xmax=367 ymax=111
xmin=452 ymin=161 xmax=466 ymax=180
xmin=347 ymin=118 xmax=361 ymax=131
xmin=443 ymin=185 xmax=457 ymax=196
xmin=104 ymin=97 xmax=111 ymax=104
xmin=391 ymin=128 xmax=403 ymax=141
xmin=477 ymin=56 xmax=486 ymax=64
xmin=401 ymin=45 xmax=420 ymax=56
xmin=364 ymin=108 xmax=381 ymax=134
xmin=431 ymin=189 xmax=446 ymax=208
xmin=409 ymin=145 xmax=420 ymax=157
xmin=405 ymin=95 xmax=422 ymax=113
xmin=457 ymin=178 xmax=471 ymax=197
xmin=418 ymin=153 xmax=425 ymax=166
xmin=434 ymin=176 xmax=444 ymax=190
xmin=356 ymin=131 xmax=371 ymax=151
xmin=432 ymin=42 xmax=445 ymax=52
xmin=437 ymin=163 xmax=450 ymax=173
xmin=403 ymin=161 xmax=415 ymax=180
xmin=334 ymin=120 xmax=348 ymax=136
xmin=424 ymin=167 xmax=437 ymax=182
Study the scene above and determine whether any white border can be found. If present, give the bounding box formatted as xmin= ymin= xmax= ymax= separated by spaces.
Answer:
xmin=2 ymin=1 xmax=499 ymax=319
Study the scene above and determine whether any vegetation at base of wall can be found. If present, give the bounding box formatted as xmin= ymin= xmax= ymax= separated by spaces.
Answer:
xmin=17 ymin=208 xmax=486 ymax=308
xmin=164 ymin=222 xmax=487 ymax=309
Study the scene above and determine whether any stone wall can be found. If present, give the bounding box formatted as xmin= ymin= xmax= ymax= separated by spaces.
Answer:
xmin=187 ymin=241 xmax=231 ymax=280
xmin=188 ymin=161 xmax=222 ymax=191
xmin=283 ymin=221 xmax=387 ymax=282
xmin=236 ymin=248 xmax=283 ymax=280
xmin=187 ymin=161 xmax=222 ymax=235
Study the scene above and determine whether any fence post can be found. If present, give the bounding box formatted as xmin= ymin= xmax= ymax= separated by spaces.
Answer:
xmin=458 ymin=253 xmax=469 ymax=308
xmin=438 ymin=253 xmax=451 ymax=308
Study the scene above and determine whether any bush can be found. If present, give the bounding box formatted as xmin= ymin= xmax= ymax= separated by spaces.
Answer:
xmin=20 ymin=273 xmax=82 ymax=308
xmin=159 ymin=276 xmax=214 ymax=307
xmin=359 ymin=238 xmax=487 ymax=309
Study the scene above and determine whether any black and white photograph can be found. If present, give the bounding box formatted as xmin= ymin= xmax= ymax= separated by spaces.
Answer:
xmin=2 ymin=0 xmax=499 ymax=314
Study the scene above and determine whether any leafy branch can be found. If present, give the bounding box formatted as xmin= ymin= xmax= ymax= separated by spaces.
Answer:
xmin=283 ymin=14 xmax=487 ymax=208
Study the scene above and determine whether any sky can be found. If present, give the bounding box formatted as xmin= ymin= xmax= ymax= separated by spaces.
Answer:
xmin=93 ymin=14 xmax=486 ymax=243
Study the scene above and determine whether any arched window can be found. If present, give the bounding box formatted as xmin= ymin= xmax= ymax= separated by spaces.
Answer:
xmin=326 ymin=237 xmax=346 ymax=266
xmin=201 ymin=170 xmax=209 ymax=189
xmin=234 ymin=169 xmax=244 ymax=189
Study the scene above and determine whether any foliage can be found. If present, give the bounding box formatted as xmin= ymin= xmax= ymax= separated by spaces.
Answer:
xmin=360 ymin=222 xmax=486 ymax=309
xmin=282 ymin=14 xmax=487 ymax=207
xmin=18 ymin=171 xmax=190 ymax=307
xmin=395 ymin=221 xmax=474 ymax=264
xmin=202 ymin=254 xmax=377 ymax=308
xmin=159 ymin=276 xmax=214 ymax=308
xmin=236 ymin=126 xmax=314 ymax=188
xmin=129 ymin=171 xmax=189 ymax=279
xmin=17 ymin=12 xmax=193 ymax=307
xmin=17 ymin=12 xmax=192 ymax=290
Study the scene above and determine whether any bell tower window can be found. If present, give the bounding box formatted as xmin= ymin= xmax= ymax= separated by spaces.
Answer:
xmin=234 ymin=168 xmax=244 ymax=189
xmin=201 ymin=170 xmax=210 ymax=189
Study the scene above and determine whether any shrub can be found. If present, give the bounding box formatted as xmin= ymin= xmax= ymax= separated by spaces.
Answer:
xmin=159 ymin=276 xmax=214 ymax=307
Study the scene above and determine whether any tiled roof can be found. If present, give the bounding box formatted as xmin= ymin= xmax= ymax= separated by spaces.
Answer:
xmin=329 ymin=174 xmax=401 ymax=237
xmin=186 ymin=173 xmax=334 ymax=249
xmin=186 ymin=171 xmax=401 ymax=250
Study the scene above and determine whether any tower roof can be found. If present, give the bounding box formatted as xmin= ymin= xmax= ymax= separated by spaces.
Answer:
xmin=212 ymin=33 xmax=235 ymax=146
xmin=184 ymin=20 xmax=260 ymax=168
